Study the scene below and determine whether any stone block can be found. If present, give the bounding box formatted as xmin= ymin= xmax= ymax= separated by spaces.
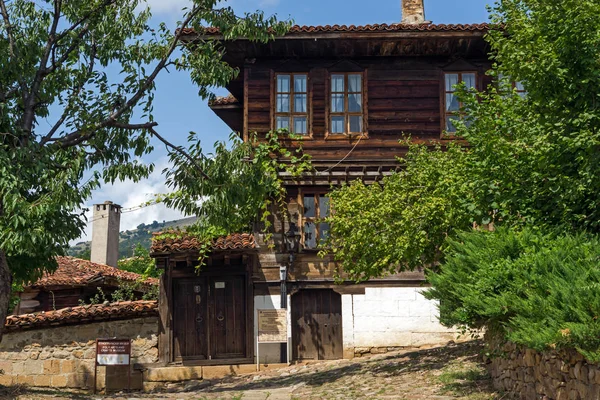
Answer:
xmin=22 ymin=360 xmax=43 ymax=375
xmin=33 ymin=375 xmax=52 ymax=387
xmin=43 ymin=359 xmax=60 ymax=374
xmin=61 ymin=360 xmax=80 ymax=373
xmin=144 ymin=366 xmax=203 ymax=382
xmin=16 ymin=375 xmax=34 ymax=386
xmin=0 ymin=361 xmax=12 ymax=374
xmin=0 ymin=375 xmax=14 ymax=386
xmin=52 ymin=375 xmax=68 ymax=388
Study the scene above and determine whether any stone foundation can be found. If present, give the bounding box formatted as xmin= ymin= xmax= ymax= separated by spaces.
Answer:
xmin=487 ymin=341 xmax=600 ymax=400
xmin=0 ymin=317 xmax=158 ymax=391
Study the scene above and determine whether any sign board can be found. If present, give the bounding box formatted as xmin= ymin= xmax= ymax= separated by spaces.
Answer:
xmin=94 ymin=338 xmax=132 ymax=394
xmin=96 ymin=339 xmax=131 ymax=365
xmin=257 ymin=309 xmax=287 ymax=343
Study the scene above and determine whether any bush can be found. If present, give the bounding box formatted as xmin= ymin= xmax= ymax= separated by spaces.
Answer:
xmin=425 ymin=227 xmax=600 ymax=362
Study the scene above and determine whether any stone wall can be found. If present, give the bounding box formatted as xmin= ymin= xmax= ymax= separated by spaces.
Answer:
xmin=488 ymin=341 xmax=600 ymax=400
xmin=0 ymin=317 xmax=158 ymax=391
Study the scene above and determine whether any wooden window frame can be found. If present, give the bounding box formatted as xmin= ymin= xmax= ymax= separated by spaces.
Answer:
xmin=297 ymin=189 xmax=331 ymax=250
xmin=441 ymin=71 xmax=478 ymax=136
xmin=326 ymin=71 xmax=368 ymax=139
xmin=271 ymin=72 xmax=312 ymax=138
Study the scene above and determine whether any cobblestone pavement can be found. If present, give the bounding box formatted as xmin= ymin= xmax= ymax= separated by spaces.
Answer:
xmin=4 ymin=341 xmax=498 ymax=400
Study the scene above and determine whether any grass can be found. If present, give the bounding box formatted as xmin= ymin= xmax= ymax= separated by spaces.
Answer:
xmin=437 ymin=360 xmax=497 ymax=399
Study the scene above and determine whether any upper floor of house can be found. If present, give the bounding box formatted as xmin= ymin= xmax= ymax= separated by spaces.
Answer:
xmin=190 ymin=0 xmax=495 ymax=178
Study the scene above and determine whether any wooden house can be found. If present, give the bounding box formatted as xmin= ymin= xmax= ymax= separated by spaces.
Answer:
xmin=150 ymin=0 xmax=493 ymax=366
xmin=14 ymin=256 xmax=157 ymax=314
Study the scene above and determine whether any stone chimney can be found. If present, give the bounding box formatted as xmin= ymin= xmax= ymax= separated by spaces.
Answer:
xmin=90 ymin=201 xmax=121 ymax=267
xmin=402 ymin=0 xmax=426 ymax=24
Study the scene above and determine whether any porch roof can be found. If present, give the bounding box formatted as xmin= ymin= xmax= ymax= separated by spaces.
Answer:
xmin=150 ymin=233 xmax=257 ymax=256
xmin=4 ymin=300 xmax=158 ymax=332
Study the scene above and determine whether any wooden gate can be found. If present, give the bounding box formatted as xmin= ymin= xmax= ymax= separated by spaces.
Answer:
xmin=292 ymin=289 xmax=343 ymax=360
xmin=173 ymin=275 xmax=246 ymax=361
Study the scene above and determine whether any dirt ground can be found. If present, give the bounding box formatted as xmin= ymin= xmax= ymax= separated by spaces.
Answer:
xmin=1 ymin=340 xmax=501 ymax=400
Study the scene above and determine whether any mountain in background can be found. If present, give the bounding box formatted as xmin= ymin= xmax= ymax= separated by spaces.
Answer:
xmin=68 ymin=216 xmax=198 ymax=260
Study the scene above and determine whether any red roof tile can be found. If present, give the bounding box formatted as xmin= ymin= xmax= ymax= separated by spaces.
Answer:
xmin=4 ymin=300 xmax=158 ymax=332
xmin=30 ymin=256 xmax=158 ymax=288
xmin=180 ymin=23 xmax=490 ymax=36
xmin=151 ymin=233 xmax=257 ymax=255
xmin=209 ymin=95 xmax=239 ymax=106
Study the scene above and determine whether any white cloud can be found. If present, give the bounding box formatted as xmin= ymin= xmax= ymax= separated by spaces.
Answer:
xmin=141 ymin=0 xmax=193 ymax=16
xmin=72 ymin=157 xmax=187 ymax=245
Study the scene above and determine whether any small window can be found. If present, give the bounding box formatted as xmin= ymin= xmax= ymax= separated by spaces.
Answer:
xmin=498 ymin=74 xmax=527 ymax=98
xmin=301 ymin=193 xmax=330 ymax=249
xmin=443 ymin=72 xmax=477 ymax=134
xmin=329 ymin=73 xmax=365 ymax=136
xmin=274 ymin=74 xmax=308 ymax=135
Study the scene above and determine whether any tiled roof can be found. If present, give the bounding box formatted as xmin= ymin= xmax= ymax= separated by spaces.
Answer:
xmin=29 ymin=256 xmax=158 ymax=288
xmin=4 ymin=300 xmax=158 ymax=332
xmin=151 ymin=233 xmax=257 ymax=254
xmin=180 ymin=23 xmax=490 ymax=36
xmin=209 ymin=95 xmax=239 ymax=106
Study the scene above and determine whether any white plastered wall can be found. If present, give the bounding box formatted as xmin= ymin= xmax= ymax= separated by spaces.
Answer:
xmin=253 ymin=295 xmax=292 ymax=364
xmin=342 ymin=287 xmax=456 ymax=355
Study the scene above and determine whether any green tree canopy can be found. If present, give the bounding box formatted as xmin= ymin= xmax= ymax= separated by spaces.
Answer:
xmin=325 ymin=0 xmax=600 ymax=280
xmin=0 ymin=0 xmax=289 ymax=341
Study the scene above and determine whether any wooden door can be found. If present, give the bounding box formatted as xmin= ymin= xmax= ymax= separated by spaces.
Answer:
xmin=292 ymin=289 xmax=343 ymax=360
xmin=173 ymin=279 xmax=208 ymax=360
xmin=210 ymin=276 xmax=246 ymax=359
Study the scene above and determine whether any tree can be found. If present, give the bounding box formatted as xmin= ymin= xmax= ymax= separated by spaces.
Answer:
xmin=118 ymin=244 xmax=158 ymax=278
xmin=325 ymin=0 xmax=600 ymax=280
xmin=0 ymin=0 xmax=289 ymax=342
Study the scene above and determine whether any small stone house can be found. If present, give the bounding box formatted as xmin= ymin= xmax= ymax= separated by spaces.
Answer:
xmin=149 ymin=0 xmax=493 ymax=367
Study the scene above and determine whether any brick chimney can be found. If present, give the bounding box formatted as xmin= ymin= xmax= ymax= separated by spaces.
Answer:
xmin=90 ymin=201 xmax=121 ymax=267
xmin=402 ymin=0 xmax=426 ymax=24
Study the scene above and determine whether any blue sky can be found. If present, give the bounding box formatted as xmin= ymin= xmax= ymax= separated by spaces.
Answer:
xmin=77 ymin=0 xmax=493 ymax=243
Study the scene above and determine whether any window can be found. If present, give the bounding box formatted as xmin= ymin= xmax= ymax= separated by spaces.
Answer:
xmin=274 ymin=74 xmax=308 ymax=135
xmin=301 ymin=193 xmax=330 ymax=249
xmin=443 ymin=72 xmax=476 ymax=133
xmin=329 ymin=73 xmax=365 ymax=136
xmin=498 ymin=74 xmax=527 ymax=98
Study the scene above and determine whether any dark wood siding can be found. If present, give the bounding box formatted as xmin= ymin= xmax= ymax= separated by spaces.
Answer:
xmin=292 ymin=289 xmax=343 ymax=360
xmin=244 ymin=58 xmax=492 ymax=162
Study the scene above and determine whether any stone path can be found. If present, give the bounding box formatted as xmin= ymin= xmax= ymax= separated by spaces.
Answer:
xmin=4 ymin=341 xmax=498 ymax=400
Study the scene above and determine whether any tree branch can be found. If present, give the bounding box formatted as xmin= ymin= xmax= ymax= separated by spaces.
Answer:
xmin=148 ymin=127 xmax=211 ymax=181
xmin=40 ymin=41 xmax=97 ymax=145
xmin=54 ymin=5 xmax=203 ymax=148
xmin=21 ymin=0 xmax=62 ymax=136
xmin=0 ymin=0 xmax=27 ymax=103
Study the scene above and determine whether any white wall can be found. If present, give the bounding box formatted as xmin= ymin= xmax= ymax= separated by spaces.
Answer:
xmin=344 ymin=287 xmax=455 ymax=350
xmin=253 ymin=295 xmax=291 ymax=364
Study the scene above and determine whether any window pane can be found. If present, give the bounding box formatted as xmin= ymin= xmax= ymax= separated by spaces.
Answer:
xmin=293 ymin=117 xmax=307 ymax=135
xmin=303 ymin=195 xmax=315 ymax=218
xmin=304 ymin=222 xmax=317 ymax=249
xmin=276 ymin=94 xmax=289 ymax=113
xmin=348 ymin=93 xmax=362 ymax=112
xmin=318 ymin=222 xmax=330 ymax=245
xmin=276 ymin=116 xmax=289 ymax=130
xmin=463 ymin=73 xmax=476 ymax=89
xmin=331 ymin=116 xmax=345 ymax=134
xmin=294 ymin=94 xmax=307 ymax=113
xmin=294 ymin=75 xmax=307 ymax=92
xmin=446 ymin=93 xmax=459 ymax=111
xmin=348 ymin=74 xmax=362 ymax=92
xmin=277 ymin=75 xmax=290 ymax=93
xmin=331 ymin=94 xmax=344 ymax=112
xmin=446 ymin=115 xmax=459 ymax=132
xmin=349 ymin=115 xmax=363 ymax=133
xmin=319 ymin=196 xmax=330 ymax=217
xmin=331 ymin=74 xmax=345 ymax=92
xmin=445 ymin=73 xmax=459 ymax=91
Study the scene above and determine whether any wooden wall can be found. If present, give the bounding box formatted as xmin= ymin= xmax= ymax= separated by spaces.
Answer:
xmin=245 ymin=57 xmax=493 ymax=161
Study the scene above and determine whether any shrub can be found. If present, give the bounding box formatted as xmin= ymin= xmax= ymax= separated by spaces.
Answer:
xmin=425 ymin=227 xmax=600 ymax=362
